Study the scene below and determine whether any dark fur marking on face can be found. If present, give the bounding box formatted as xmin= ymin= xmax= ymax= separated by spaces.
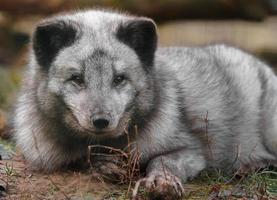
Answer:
xmin=84 ymin=49 xmax=110 ymax=75
xmin=33 ymin=20 xmax=79 ymax=71
xmin=92 ymin=49 xmax=107 ymax=58
xmin=116 ymin=19 xmax=157 ymax=72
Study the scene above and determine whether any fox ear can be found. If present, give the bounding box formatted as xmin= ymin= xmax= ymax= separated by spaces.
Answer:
xmin=33 ymin=21 xmax=77 ymax=71
xmin=116 ymin=18 xmax=157 ymax=70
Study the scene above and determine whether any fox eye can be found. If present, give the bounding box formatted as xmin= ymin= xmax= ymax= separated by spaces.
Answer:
xmin=113 ymin=75 xmax=126 ymax=87
xmin=68 ymin=74 xmax=84 ymax=86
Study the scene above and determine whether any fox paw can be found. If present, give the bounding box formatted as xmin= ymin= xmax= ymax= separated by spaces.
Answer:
xmin=132 ymin=171 xmax=184 ymax=199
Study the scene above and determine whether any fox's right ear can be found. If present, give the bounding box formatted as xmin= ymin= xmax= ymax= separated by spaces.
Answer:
xmin=33 ymin=20 xmax=78 ymax=71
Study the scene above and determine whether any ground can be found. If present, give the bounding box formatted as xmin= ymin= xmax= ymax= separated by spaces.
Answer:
xmin=1 ymin=145 xmax=277 ymax=200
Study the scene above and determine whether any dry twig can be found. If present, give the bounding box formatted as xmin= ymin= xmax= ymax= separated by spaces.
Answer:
xmin=88 ymin=125 xmax=141 ymax=198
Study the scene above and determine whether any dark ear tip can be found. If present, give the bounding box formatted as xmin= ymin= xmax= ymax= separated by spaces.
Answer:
xmin=33 ymin=21 xmax=58 ymax=46
xmin=36 ymin=21 xmax=56 ymax=29
xmin=139 ymin=18 xmax=157 ymax=29
xmin=141 ymin=19 xmax=157 ymax=35
xmin=116 ymin=17 xmax=158 ymax=69
xmin=130 ymin=17 xmax=157 ymax=33
xmin=127 ymin=17 xmax=158 ymax=45
xmin=34 ymin=21 xmax=64 ymax=36
xmin=32 ymin=20 xmax=77 ymax=70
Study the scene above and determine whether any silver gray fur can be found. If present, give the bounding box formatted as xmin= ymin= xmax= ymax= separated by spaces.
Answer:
xmin=14 ymin=10 xmax=277 ymax=191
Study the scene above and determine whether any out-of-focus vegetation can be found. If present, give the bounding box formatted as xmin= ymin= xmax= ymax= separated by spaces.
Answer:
xmin=0 ymin=0 xmax=275 ymax=19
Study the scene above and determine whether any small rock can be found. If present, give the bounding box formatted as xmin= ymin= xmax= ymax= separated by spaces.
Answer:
xmin=218 ymin=189 xmax=232 ymax=198
xmin=231 ymin=186 xmax=248 ymax=198
xmin=0 ymin=180 xmax=7 ymax=198
xmin=0 ymin=185 xmax=5 ymax=192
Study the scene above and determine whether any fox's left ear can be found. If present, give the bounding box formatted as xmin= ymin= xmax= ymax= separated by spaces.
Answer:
xmin=116 ymin=18 xmax=157 ymax=70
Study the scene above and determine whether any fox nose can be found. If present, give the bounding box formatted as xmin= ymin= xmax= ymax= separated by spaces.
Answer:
xmin=92 ymin=117 xmax=110 ymax=130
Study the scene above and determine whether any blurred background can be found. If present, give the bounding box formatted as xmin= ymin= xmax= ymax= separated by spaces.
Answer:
xmin=0 ymin=0 xmax=277 ymax=136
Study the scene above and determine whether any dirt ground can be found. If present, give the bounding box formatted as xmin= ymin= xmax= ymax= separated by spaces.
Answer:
xmin=1 ymin=152 xmax=277 ymax=200
xmin=1 ymin=154 xmax=121 ymax=200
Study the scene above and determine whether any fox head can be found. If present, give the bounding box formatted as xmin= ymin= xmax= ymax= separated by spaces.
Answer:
xmin=32 ymin=10 xmax=158 ymax=139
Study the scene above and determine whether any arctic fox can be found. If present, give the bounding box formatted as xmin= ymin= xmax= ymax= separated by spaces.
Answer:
xmin=14 ymin=10 xmax=277 ymax=197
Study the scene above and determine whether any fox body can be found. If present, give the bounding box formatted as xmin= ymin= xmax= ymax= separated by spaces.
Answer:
xmin=14 ymin=10 xmax=277 ymax=196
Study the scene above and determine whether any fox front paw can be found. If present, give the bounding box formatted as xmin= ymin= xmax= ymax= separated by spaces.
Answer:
xmin=132 ymin=170 xmax=184 ymax=199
